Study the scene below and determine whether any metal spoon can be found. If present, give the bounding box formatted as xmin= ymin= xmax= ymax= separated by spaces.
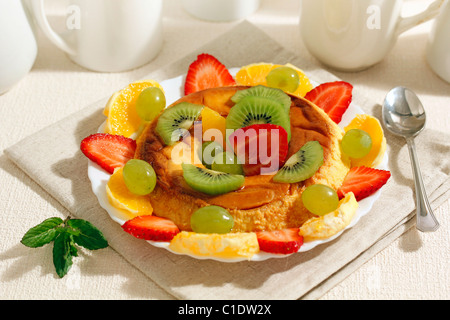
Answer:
xmin=382 ymin=87 xmax=439 ymax=232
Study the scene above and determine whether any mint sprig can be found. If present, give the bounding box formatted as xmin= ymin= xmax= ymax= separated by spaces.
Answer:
xmin=21 ymin=217 xmax=108 ymax=278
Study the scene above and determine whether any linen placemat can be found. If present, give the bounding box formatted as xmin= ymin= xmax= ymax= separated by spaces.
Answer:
xmin=5 ymin=21 xmax=450 ymax=300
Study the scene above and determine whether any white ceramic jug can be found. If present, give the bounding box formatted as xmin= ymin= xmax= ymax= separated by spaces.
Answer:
xmin=30 ymin=0 xmax=163 ymax=73
xmin=427 ymin=0 xmax=450 ymax=83
xmin=182 ymin=0 xmax=260 ymax=22
xmin=300 ymin=0 xmax=445 ymax=71
xmin=0 ymin=0 xmax=38 ymax=95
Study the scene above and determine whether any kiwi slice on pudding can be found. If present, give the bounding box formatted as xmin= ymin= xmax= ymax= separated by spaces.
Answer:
xmin=155 ymin=102 xmax=203 ymax=146
xmin=231 ymin=85 xmax=292 ymax=114
xmin=182 ymin=163 xmax=245 ymax=196
xmin=199 ymin=141 xmax=223 ymax=169
xmin=226 ymin=96 xmax=291 ymax=141
xmin=273 ymin=141 xmax=324 ymax=183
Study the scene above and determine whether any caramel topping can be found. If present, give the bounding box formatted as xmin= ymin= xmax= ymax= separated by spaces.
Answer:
xmin=207 ymin=175 xmax=291 ymax=209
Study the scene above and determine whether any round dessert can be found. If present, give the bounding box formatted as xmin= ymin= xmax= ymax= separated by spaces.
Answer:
xmin=134 ymin=86 xmax=351 ymax=233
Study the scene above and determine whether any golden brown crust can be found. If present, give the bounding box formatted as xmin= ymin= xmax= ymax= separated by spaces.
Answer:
xmin=135 ymin=86 xmax=351 ymax=232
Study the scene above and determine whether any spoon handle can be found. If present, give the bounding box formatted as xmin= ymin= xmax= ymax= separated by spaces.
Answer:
xmin=406 ymin=137 xmax=440 ymax=232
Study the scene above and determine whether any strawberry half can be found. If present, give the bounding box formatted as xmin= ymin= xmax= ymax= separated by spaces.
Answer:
xmin=122 ymin=215 xmax=180 ymax=242
xmin=228 ymin=124 xmax=289 ymax=176
xmin=304 ymin=81 xmax=353 ymax=124
xmin=337 ymin=166 xmax=391 ymax=201
xmin=184 ymin=53 xmax=236 ymax=96
xmin=256 ymin=228 xmax=303 ymax=255
xmin=80 ymin=133 xmax=136 ymax=174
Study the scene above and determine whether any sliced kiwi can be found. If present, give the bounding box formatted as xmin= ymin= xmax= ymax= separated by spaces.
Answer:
xmin=199 ymin=141 xmax=223 ymax=169
xmin=232 ymin=85 xmax=292 ymax=114
xmin=182 ymin=163 xmax=245 ymax=196
xmin=273 ymin=141 xmax=324 ymax=183
xmin=155 ymin=102 xmax=203 ymax=146
xmin=226 ymin=95 xmax=291 ymax=141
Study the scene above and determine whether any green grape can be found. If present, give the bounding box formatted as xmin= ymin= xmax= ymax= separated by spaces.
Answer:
xmin=341 ymin=129 xmax=373 ymax=159
xmin=302 ymin=184 xmax=339 ymax=216
xmin=135 ymin=87 xmax=166 ymax=122
xmin=200 ymin=141 xmax=223 ymax=169
xmin=122 ymin=159 xmax=157 ymax=196
xmin=211 ymin=151 xmax=244 ymax=175
xmin=190 ymin=206 xmax=234 ymax=234
xmin=266 ymin=66 xmax=300 ymax=93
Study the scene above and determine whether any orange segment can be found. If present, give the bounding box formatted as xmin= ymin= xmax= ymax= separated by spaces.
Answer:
xmin=344 ymin=114 xmax=386 ymax=168
xmin=236 ymin=63 xmax=275 ymax=86
xmin=104 ymin=80 xmax=164 ymax=138
xmin=169 ymin=232 xmax=260 ymax=260
xmin=300 ymin=192 xmax=358 ymax=242
xmin=235 ymin=63 xmax=313 ymax=98
xmin=106 ymin=167 xmax=153 ymax=217
xmin=285 ymin=63 xmax=315 ymax=97
xmin=201 ymin=107 xmax=227 ymax=146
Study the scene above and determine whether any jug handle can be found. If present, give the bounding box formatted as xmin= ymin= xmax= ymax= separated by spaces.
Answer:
xmin=29 ymin=0 xmax=76 ymax=56
xmin=396 ymin=0 xmax=444 ymax=36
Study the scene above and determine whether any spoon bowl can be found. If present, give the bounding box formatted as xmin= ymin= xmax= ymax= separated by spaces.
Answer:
xmin=383 ymin=87 xmax=427 ymax=138
xmin=382 ymin=87 xmax=439 ymax=232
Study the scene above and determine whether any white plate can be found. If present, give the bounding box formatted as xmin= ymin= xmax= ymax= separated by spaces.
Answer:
xmin=87 ymin=68 xmax=389 ymax=262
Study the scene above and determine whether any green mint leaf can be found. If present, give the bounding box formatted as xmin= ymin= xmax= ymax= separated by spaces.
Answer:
xmin=63 ymin=226 xmax=81 ymax=237
xmin=67 ymin=219 xmax=108 ymax=250
xmin=21 ymin=217 xmax=64 ymax=248
xmin=22 ymin=216 xmax=108 ymax=278
xmin=69 ymin=235 xmax=78 ymax=257
xmin=53 ymin=232 xmax=74 ymax=278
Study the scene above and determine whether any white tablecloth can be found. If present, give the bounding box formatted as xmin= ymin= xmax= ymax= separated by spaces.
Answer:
xmin=0 ymin=0 xmax=448 ymax=300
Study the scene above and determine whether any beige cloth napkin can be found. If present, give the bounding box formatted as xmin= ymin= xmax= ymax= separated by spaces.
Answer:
xmin=5 ymin=22 xmax=450 ymax=300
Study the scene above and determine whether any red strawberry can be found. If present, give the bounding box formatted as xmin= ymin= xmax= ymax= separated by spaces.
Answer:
xmin=256 ymin=228 xmax=303 ymax=255
xmin=121 ymin=215 xmax=180 ymax=242
xmin=337 ymin=166 xmax=391 ymax=201
xmin=228 ymin=124 xmax=289 ymax=176
xmin=304 ymin=81 xmax=353 ymax=124
xmin=80 ymin=133 xmax=136 ymax=174
xmin=184 ymin=53 xmax=236 ymax=95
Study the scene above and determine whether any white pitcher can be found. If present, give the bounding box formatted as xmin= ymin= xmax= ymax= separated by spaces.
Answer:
xmin=300 ymin=0 xmax=445 ymax=71
xmin=0 ymin=0 xmax=38 ymax=95
xmin=30 ymin=0 xmax=163 ymax=73
xmin=427 ymin=0 xmax=450 ymax=83
xmin=182 ymin=0 xmax=260 ymax=22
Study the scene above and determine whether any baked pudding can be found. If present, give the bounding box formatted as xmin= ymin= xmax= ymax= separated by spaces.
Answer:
xmin=80 ymin=54 xmax=390 ymax=259
xmin=134 ymin=86 xmax=351 ymax=233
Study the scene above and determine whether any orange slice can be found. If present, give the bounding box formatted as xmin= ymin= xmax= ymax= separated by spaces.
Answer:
xmin=200 ymin=107 xmax=227 ymax=146
xmin=235 ymin=63 xmax=314 ymax=97
xmin=104 ymin=80 xmax=164 ymax=138
xmin=106 ymin=167 xmax=153 ymax=217
xmin=169 ymin=232 xmax=259 ymax=260
xmin=300 ymin=192 xmax=358 ymax=242
xmin=235 ymin=63 xmax=274 ymax=86
xmin=344 ymin=114 xmax=387 ymax=168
